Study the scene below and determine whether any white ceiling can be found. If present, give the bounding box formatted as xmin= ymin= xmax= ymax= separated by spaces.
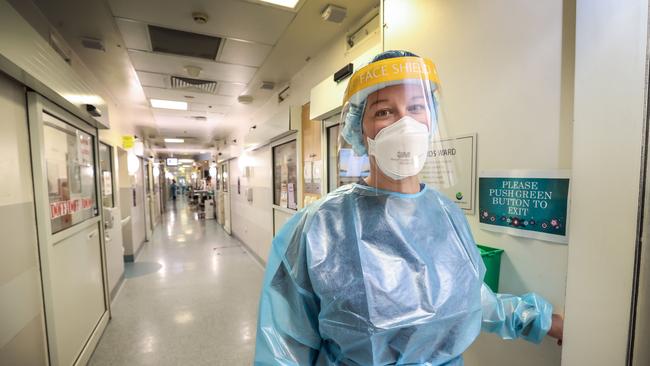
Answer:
xmin=31 ymin=0 xmax=379 ymax=154
xmin=127 ymin=49 xmax=259 ymax=84
xmin=107 ymin=0 xmax=303 ymax=149
xmin=108 ymin=0 xmax=299 ymax=45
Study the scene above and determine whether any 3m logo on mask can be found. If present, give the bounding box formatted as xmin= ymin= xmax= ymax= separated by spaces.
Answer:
xmin=397 ymin=151 xmax=411 ymax=159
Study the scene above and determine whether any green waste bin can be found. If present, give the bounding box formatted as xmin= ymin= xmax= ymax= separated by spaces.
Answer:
xmin=477 ymin=245 xmax=504 ymax=293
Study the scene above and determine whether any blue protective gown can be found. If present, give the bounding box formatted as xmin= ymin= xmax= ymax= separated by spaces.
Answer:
xmin=255 ymin=183 xmax=552 ymax=365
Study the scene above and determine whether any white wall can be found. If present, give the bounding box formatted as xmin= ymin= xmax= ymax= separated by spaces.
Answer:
xmin=563 ymin=1 xmax=648 ymax=364
xmin=383 ymin=0 xmax=573 ymax=364
xmin=104 ymin=144 xmax=125 ymax=298
xmin=228 ymin=28 xmax=381 ymax=261
xmin=0 ymin=71 xmax=48 ymax=366
xmin=6 ymin=0 xmax=148 ymax=296
xmin=129 ymin=159 xmax=147 ymax=258
xmin=230 ymin=145 xmax=275 ymax=262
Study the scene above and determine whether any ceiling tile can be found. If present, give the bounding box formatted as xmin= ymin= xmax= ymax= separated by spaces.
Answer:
xmin=217 ymin=82 xmax=246 ymax=96
xmin=129 ymin=49 xmax=257 ymax=84
xmin=116 ymin=18 xmax=151 ymax=51
xmin=137 ymin=71 xmax=167 ymax=88
xmin=108 ymin=0 xmax=296 ymax=45
xmin=219 ymin=39 xmax=272 ymax=67
xmin=143 ymin=86 xmax=235 ymax=106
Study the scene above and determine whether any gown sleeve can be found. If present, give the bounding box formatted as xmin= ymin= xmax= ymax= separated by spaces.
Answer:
xmin=480 ymin=283 xmax=553 ymax=343
xmin=254 ymin=210 xmax=322 ymax=365
xmin=441 ymin=194 xmax=553 ymax=344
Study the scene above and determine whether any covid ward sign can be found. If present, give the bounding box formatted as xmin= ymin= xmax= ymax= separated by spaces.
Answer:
xmin=479 ymin=171 xmax=570 ymax=243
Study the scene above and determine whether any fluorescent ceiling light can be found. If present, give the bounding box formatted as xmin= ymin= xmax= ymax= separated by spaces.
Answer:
xmin=260 ymin=0 xmax=299 ymax=9
xmin=150 ymin=99 xmax=188 ymax=110
xmin=164 ymin=138 xmax=185 ymax=143
xmin=178 ymin=159 xmax=194 ymax=163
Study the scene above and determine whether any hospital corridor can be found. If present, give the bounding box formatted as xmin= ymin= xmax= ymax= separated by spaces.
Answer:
xmin=0 ymin=0 xmax=649 ymax=365
xmin=88 ymin=198 xmax=263 ymax=365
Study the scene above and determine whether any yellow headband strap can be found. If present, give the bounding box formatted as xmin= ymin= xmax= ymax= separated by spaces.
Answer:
xmin=343 ymin=56 xmax=439 ymax=104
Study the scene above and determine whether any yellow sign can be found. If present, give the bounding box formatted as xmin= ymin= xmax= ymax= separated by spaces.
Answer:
xmin=122 ymin=135 xmax=135 ymax=149
xmin=343 ymin=56 xmax=440 ymax=104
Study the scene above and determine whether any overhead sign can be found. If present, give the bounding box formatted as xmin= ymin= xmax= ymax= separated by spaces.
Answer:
xmin=420 ymin=134 xmax=477 ymax=214
xmin=122 ymin=135 xmax=135 ymax=149
xmin=479 ymin=170 xmax=570 ymax=244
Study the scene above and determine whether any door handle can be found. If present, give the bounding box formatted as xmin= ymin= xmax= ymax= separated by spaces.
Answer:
xmin=88 ymin=230 xmax=98 ymax=240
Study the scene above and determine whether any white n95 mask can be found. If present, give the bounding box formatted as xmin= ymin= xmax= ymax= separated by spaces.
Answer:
xmin=366 ymin=116 xmax=430 ymax=181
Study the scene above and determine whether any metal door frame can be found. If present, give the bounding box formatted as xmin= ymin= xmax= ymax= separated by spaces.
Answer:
xmin=27 ymin=92 xmax=109 ymax=366
xmin=322 ymin=115 xmax=340 ymax=194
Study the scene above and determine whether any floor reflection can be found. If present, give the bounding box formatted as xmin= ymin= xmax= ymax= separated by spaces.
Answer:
xmin=89 ymin=195 xmax=265 ymax=365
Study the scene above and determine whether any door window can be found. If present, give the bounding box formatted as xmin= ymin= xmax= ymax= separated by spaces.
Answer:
xmin=44 ymin=112 xmax=98 ymax=233
xmin=99 ymin=143 xmax=114 ymax=208
xmin=273 ymin=140 xmax=297 ymax=209
xmin=327 ymin=124 xmax=370 ymax=192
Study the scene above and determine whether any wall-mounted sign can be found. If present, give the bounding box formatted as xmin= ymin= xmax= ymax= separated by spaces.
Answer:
xmin=287 ymin=183 xmax=296 ymax=209
xmin=479 ymin=170 xmax=570 ymax=243
xmin=420 ymin=134 xmax=477 ymax=214
xmin=280 ymin=183 xmax=288 ymax=208
xmin=102 ymin=171 xmax=112 ymax=196
xmin=122 ymin=135 xmax=135 ymax=149
xmin=76 ymin=131 xmax=93 ymax=166
xmin=304 ymin=160 xmax=322 ymax=195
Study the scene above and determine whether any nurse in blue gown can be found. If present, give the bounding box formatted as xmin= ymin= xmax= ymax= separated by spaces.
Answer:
xmin=254 ymin=51 xmax=563 ymax=366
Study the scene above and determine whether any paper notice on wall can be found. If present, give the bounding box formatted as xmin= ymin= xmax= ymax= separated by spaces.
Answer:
xmin=304 ymin=162 xmax=313 ymax=182
xmin=304 ymin=160 xmax=322 ymax=195
xmin=50 ymin=198 xmax=94 ymax=219
xmin=312 ymin=162 xmax=322 ymax=180
xmin=102 ymin=171 xmax=112 ymax=196
xmin=76 ymin=131 xmax=93 ymax=166
xmin=420 ymin=134 xmax=477 ymax=214
xmin=287 ymin=183 xmax=296 ymax=209
xmin=280 ymin=183 xmax=288 ymax=208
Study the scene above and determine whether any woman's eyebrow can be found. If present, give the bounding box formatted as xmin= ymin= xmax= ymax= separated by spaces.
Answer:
xmin=368 ymin=99 xmax=389 ymax=107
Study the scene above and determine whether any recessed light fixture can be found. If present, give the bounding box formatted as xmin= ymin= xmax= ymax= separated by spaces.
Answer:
xmin=164 ymin=138 xmax=185 ymax=143
xmin=151 ymin=99 xmax=188 ymax=110
xmin=260 ymin=0 xmax=299 ymax=9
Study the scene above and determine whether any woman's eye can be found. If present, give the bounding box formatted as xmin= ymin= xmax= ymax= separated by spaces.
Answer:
xmin=374 ymin=109 xmax=392 ymax=118
xmin=407 ymin=104 xmax=427 ymax=113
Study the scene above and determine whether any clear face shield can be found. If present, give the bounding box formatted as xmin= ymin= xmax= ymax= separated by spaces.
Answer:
xmin=338 ymin=55 xmax=456 ymax=193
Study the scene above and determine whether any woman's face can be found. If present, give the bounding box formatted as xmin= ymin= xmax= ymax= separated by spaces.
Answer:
xmin=361 ymin=83 xmax=432 ymax=141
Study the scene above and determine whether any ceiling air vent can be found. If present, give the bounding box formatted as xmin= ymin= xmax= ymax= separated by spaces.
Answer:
xmin=148 ymin=25 xmax=221 ymax=60
xmin=171 ymin=76 xmax=218 ymax=94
